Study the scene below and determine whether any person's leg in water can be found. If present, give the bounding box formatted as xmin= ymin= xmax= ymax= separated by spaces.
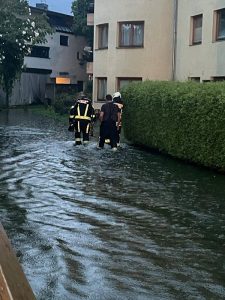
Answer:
xmin=74 ymin=121 xmax=82 ymax=145
xmin=116 ymin=126 xmax=121 ymax=147
xmin=82 ymin=121 xmax=90 ymax=146
xmin=109 ymin=121 xmax=118 ymax=151
xmin=99 ymin=121 xmax=108 ymax=148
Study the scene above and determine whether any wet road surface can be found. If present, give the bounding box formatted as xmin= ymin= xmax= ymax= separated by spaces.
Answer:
xmin=0 ymin=109 xmax=225 ymax=300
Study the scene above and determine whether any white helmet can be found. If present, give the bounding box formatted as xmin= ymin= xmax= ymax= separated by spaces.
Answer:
xmin=113 ymin=92 xmax=121 ymax=99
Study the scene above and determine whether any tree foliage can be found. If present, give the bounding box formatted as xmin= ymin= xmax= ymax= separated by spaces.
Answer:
xmin=72 ymin=0 xmax=93 ymax=47
xmin=0 ymin=0 xmax=52 ymax=106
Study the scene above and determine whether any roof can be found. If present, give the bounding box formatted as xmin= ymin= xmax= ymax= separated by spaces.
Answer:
xmin=30 ymin=6 xmax=73 ymax=33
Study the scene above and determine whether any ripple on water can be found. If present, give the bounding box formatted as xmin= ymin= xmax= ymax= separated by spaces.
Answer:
xmin=1 ymin=110 xmax=225 ymax=300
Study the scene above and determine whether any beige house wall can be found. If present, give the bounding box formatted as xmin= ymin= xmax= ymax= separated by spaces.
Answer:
xmin=175 ymin=0 xmax=225 ymax=81
xmin=93 ymin=0 xmax=174 ymax=108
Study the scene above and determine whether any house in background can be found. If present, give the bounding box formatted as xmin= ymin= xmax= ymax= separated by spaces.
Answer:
xmin=3 ymin=2 xmax=88 ymax=106
xmin=90 ymin=0 xmax=225 ymax=109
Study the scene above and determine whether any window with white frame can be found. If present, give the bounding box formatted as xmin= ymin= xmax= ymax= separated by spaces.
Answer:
xmin=97 ymin=24 xmax=108 ymax=49
xmin=119 ymin=21 xmax=144 ymax=47
xmin=97 ymin=78 xmax=107 ymax=101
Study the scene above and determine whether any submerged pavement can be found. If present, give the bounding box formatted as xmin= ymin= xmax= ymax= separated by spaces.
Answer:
xmin=0 ymin=109 xmax=225 ymax=300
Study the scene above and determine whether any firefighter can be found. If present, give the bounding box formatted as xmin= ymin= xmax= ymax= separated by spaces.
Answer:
xmin=112 ymin=92 xmax=123 ymax=147
xmin=69 ymin=95 xmax=94 ymax=145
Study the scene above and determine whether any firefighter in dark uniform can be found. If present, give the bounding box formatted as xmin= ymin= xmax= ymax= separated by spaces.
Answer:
xmin=69 ymin=95 xmax=94 ymax=145
xmin=99 ymin=94 xmax=121 ymax=150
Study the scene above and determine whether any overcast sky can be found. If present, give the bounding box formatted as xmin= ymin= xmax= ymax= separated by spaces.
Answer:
xmin=29 ymin=0 xmax=73 ymax=15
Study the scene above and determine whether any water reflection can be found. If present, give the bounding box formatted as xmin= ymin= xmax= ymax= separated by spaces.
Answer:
xmin=0 ymin=109 xmax=225 ymax=300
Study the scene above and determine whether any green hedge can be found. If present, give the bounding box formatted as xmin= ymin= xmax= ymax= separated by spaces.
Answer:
xmin=122 ymin=80 xmax=225 ymax=171
xmin=54 ymin=93 xmax=75 ymax=115
xmin=54 ymin=83 xmax=93 ymax=115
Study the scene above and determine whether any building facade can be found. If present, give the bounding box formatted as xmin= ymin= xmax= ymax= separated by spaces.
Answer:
xmin=175 ymin=0 xmax=225 ymax=82
xmin=91 ymin=0 xmax=225 ymax=108
xmin=92 ymin=0 xmax=175 ymax=109
xmin=4 ymin=4 xmax=88 ymax=106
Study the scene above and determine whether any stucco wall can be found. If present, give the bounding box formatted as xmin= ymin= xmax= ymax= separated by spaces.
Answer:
xmin=93 ymin=0 xmax=174 ymax=108
xmin=175 ymin=0 xmax=225 ymax=81
xmin=24 ymin=32 xmax=88 ymax=84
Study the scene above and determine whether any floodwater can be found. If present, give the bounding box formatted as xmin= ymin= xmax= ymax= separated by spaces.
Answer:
xmin=0 ymin=108 xmax=225 ymax=300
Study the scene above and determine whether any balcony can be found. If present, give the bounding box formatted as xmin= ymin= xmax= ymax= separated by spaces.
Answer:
xmin=87 ymin=13 xmax=94 ymax=26
xmin=87 ymin=2 xmax=94 ymax=26
xmin=86 ymin=62 xmax=93 ymax=75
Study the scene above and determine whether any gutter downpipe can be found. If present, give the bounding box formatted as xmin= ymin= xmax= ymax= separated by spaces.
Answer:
xmin=172 ymin=0 xmax=178 ymax=81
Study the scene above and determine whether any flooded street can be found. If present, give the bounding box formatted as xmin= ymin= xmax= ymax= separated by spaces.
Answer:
xmin=0 ymin=108 xmax=225 ymax=300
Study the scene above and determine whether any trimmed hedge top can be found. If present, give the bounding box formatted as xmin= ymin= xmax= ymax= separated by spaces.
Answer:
xmin=122 ymin=80 xmax=225 ymax=171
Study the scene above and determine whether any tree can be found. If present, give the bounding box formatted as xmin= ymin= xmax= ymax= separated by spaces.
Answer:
xmin=72 ymin=0 xmax=94 ymax=47
xmin=0 ymin=0 xmax=52 ymax=107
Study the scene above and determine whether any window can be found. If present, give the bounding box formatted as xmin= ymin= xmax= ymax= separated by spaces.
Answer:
xmin=28 ymin=46 xmax=50 ymax=58
xmin=211 ymin=76 xmax=225 ymax=81
xmin=119 ymin=21 xmax=144 ymax=47
xmin=97 ymin=78 xmax=107 ymax=101
xmin=60 ymin=35 xmax=69 ymax=46
xmin=191 ymin=14 xmax=203 ymax=45
xmin=97 ymin=24 xmax=108 ymax=49
xmin=215 ymin=9 xmax=225 ymax=40
xmin=118 ymin=77 xmax=142 ymax=89
xmin=188 ymin=77 xmax=200 ymax=82
xmin=56 ymin=77 xmax=71 ymax=85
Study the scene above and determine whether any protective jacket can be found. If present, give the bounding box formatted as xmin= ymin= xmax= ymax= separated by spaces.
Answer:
xmin=69 ymin=99 xmax=94 ymax=145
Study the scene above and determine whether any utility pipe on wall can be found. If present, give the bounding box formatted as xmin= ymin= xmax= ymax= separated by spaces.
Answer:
xmin=172 ymin=0 xmax=178 ymax=81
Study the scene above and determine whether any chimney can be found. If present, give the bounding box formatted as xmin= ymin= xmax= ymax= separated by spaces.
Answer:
xmin=36 ymin=3 xmax=48 ymax=10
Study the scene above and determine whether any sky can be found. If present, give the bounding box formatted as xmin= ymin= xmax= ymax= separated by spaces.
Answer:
xmin=29 ymin=0 xmax=73 ymax=15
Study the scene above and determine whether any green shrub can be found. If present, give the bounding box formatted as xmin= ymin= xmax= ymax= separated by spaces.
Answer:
xmin=54 ymin=93 xmax=75 ymax=115
xmin=122 ymin=80 xmax=225 ymax=171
